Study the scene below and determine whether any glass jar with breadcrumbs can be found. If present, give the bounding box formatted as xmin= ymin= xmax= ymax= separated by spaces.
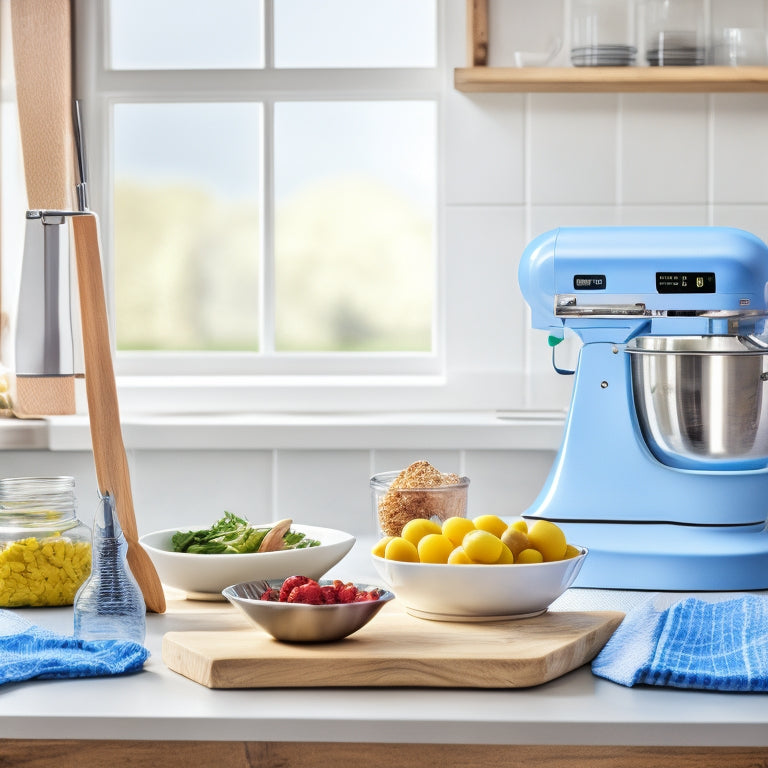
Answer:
xmin=0 ymin=476 xmax=91 ymax=607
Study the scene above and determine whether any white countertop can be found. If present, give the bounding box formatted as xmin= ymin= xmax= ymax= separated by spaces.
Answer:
xmin=3 ymin=538 xmax=768 ymax=747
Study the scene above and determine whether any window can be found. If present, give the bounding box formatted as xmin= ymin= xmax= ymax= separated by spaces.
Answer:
xmin=75 ymin=0 xmax=463 ymax=412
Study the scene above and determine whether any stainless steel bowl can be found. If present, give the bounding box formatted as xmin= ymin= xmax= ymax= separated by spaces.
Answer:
xmin=222 ymin=579 xmax=394 ymax=643
xmin=627 ymin=335 xmax=768 ymax=469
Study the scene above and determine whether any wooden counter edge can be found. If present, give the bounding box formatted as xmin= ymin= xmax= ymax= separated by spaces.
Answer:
xmin=1 ymin=740 xmax=766 ymax=768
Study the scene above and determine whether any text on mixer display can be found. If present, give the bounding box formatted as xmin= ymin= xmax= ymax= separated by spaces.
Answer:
xmin=656 ymin=272 xmax=716 ymax=294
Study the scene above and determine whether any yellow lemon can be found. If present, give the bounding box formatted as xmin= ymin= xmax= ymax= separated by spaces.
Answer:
xmin=508 ymin=518 xmax=528 ymax=534
xmin=517 ymin=548 xmax=544 ymax=564
xmin=372 ymin=536 xmax=395 ymax=558
xmin=447 ymin=546 xmax=474 ymax=564
xmin=472 ymin=514 xmax=508 ymax=538
xmin=494 ymin=542 xmax=514 ymax=564
xmin=441 ymin=516 xmax=476 ymax=547
xmin=384 ymin=537 xmax=419 ymax=562
xmin=418 ymin=533 xmax=455 ymax=564
xmin=527 ymin=520 xmax=567 ymax=562
xmin=564 ymin=544 xmax=582 ymax=560
xmin=401 ymin=518 xmax=442 ymax=546
xmin=462 ymin=529 xmax=503 ymax=564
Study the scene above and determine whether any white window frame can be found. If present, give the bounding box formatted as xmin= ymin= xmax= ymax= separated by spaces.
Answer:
xmin=72 ymin=0 xmax=520 ymax=415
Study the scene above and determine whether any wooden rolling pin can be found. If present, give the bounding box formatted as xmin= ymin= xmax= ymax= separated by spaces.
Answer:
xmin=72 ymin=214 xmax=166 ymax=614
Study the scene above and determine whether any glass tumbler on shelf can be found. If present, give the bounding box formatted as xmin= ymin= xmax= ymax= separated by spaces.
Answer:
xmin=638 ymin=0 xmax=708 ymax=66
xmin=0 ymin=476 xmax=91 ymax=608
xmin=571 ymin=0 xmax=637 ymax=66
xmin=710 ymin=0 xmax=768 ymax=64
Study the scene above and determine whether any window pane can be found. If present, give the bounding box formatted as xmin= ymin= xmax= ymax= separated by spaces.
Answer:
xmin=274 ymin=101 xmax=435 ymax=352
xmin=113 ymin=103 xmax=261 ymax=352
xmin=275 ymin=0 xmax=436 ymax=68
xmin=109 ymin=0 xmax=263 ymax=70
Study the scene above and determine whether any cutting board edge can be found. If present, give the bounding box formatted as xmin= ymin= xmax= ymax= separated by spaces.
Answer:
xmin=162 ymin=610 xmax=626 ymax=690
xmin=162 ymin=633 xmax=218 ymax=689
xmin=537 ymin=610 xmax=625 ymax=685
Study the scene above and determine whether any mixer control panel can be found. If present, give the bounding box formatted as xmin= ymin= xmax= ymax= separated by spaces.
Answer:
xmin=656 ymin=272 xmax=716 ymax=294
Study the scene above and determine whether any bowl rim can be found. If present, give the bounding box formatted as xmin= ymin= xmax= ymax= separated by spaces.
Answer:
xmin=371 ymin=546 xmax=588 ymax=568
xmin=139 ymin=523 xmax=355 ymax=559
xmin=222 ymin=577 xmax=395 ymax=606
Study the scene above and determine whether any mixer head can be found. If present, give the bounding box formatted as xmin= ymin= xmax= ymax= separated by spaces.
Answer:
xmin=519 ymin=226 xmax=768 ymax=343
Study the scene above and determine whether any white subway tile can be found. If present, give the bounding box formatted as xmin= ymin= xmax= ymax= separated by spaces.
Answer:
xmin=444 ymin=91 xmax=525 ymax=205
xmin=712 ymin=205 xmax=768 ymax=244
xmin=530 ymin=205 xmax=620 ymax=234
xmin=463 ymin=449 xmax=557 ymax=519
xmin=129 ymin=450 xmax=272 ymax=533
xmin=618 ymin=205 xmax=709 ymax=225
xmin=372 ymin=450 xmax=462 ymax=477
xmin=445 ymin=206 xmax=526 ymax=384
xmin=620 ymin=94 xmax=708 ymax=204
xmin=275 ymin=450 xmax=371 ymax=536
xmin=713 ymin=94 xmax=768 ymax=203
xmin=529 ymin=94 xmax=619 ymax=205
xmin=0 ymin=451 xmax=97 ymax=515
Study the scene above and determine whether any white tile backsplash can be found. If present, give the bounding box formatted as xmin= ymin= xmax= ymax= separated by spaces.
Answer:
xmin=529 ymin=94 xmax=619 ymax=204
xmin=712 ymin=204 xmax=768 ymax=244
xmin=444 ymin=206 xmax=526 ymax=379
xmin=444 ymin=92 xmax=525 ymax=205
xmin=620 ymin=94 xmax=709 ymax=204
xmin=618 ymin=205 xmax=710 ymax=226
xmin=372 ymin=450 xmax=462 ymax=478
xmin=128 ymin=450 xmax=273 ymax=533
xmin=463 ymin=449 xmax=557 ymax=519
xmin=275 ymin=450 xmax=372 ymax=534
xmin=712 ymin=94 xmax=768 ymax=203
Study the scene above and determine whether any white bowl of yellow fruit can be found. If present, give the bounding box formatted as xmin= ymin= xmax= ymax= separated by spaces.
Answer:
xmin=370 ymin=515 xmax=586 ymax=621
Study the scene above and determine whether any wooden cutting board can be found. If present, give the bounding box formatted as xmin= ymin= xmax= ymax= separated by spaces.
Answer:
xmin=162 ymin=601 xmax=623 ymax=689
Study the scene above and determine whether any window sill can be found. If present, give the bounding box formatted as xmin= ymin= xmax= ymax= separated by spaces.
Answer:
xmin=0 ymin=411 xmax=566 ymax=452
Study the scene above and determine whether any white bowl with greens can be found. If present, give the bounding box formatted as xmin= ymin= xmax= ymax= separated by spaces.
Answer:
xmin=140 ymin=514 xmax=355 ymax=599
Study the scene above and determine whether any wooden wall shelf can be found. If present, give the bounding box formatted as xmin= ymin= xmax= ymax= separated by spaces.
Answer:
xmin=455 ymin=65 xmax=768 ymax=93
xmin=457 ymin=0 xmax=768 ymax=93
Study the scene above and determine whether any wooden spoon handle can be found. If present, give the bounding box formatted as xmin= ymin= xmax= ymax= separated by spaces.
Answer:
xmin=72 ymin=214 xmax=166 ymax=614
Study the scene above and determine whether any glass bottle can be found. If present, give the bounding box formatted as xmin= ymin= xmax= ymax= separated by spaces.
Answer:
xmin=73 ymin=492 xmax=146 ymax=645
xmin=0 ymin=476 xmax=90 ymax=607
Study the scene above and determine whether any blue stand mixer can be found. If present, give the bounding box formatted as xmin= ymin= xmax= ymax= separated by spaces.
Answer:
xmin=519 ymin=226 xmax=768 ymax=590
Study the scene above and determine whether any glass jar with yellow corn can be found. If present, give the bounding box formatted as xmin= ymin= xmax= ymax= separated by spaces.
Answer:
xmin=0 ymin=476 xmax=91 ymax=607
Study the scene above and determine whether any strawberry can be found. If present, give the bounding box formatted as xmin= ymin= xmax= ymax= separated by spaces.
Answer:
xmin=279 ymin=575 xmax=310 ymax=602
xmin=287 ymin=581 xmax=323 ymax=604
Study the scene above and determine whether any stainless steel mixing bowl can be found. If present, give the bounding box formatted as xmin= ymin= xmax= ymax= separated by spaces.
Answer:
xmin=626 ymin=335 xmax=768 ymax=469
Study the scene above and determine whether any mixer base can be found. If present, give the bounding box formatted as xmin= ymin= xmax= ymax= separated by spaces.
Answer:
xmin=550 ymin=521 xmax=768 ymax=591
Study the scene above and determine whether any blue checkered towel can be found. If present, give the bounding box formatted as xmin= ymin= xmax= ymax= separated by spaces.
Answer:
xmin=592 ymin=594 xmax=768 ymax=692
xmin=0 ymin=609 xmax=149 ymax=685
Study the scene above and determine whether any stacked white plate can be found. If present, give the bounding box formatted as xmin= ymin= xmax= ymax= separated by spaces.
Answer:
xmin=646 ymin=31 xmax=707 ymax=66
xmin=571 ymin=44 xmax=637 ymax=66
xmin=646 ymin=45 xmax=706 ymax=65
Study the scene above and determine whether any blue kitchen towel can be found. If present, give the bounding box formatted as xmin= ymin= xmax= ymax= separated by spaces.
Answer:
xmin=592 ymin=594 xmax=768 ymax=692
xmin=0 ymin=609 xmax=149 ymax=685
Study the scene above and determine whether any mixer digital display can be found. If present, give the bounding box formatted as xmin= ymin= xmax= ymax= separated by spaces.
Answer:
xmin=656 ymin=272 xmax=716 ymax=293
xmin=573 ymin=275 xmax=606 ymax=290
